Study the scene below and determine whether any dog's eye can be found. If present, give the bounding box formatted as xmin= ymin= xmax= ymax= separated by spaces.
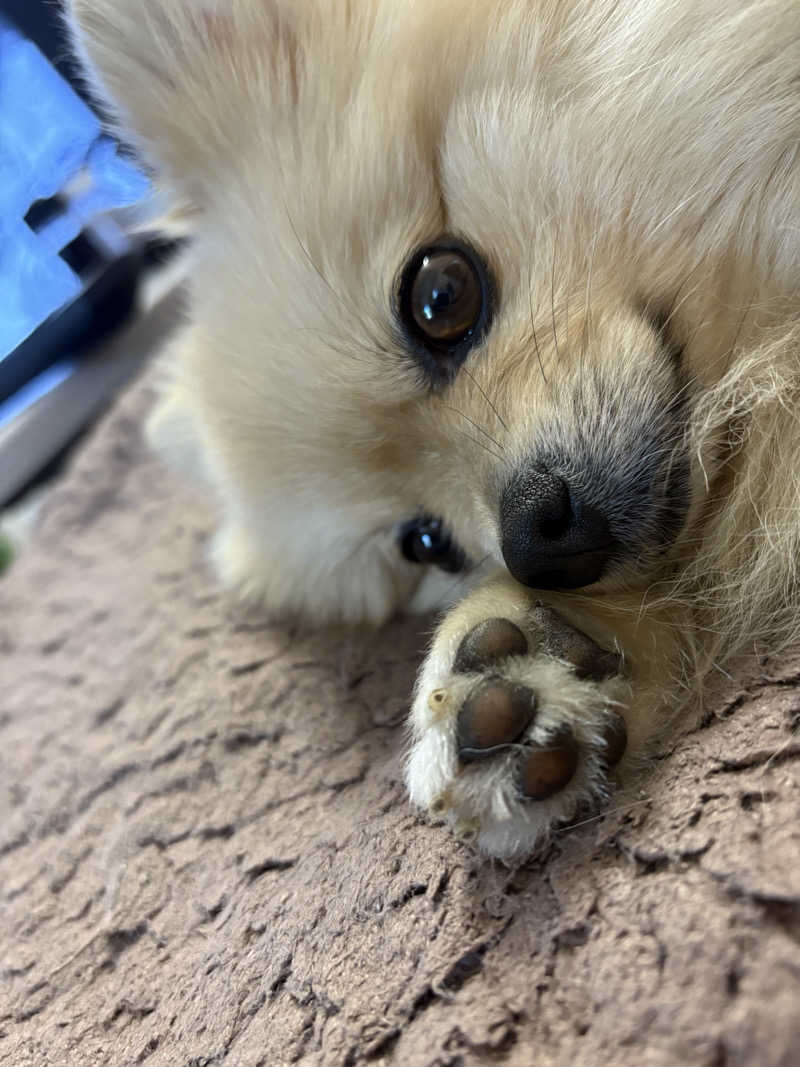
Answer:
xmin=397 ymin=239 xmax=491 ymax=381
xmin=409 ymin=251 xmax=482 ymax=342
xmin=398 ymin=517 xmax=466 ymax=573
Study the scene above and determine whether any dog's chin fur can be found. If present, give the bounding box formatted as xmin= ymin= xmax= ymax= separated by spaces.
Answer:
xmin=68 ymin=0 xmax=800 ymax=856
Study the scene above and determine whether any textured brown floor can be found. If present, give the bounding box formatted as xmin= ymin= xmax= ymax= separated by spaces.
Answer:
xmin=1 ymin=377 xmax=799 ymax=1067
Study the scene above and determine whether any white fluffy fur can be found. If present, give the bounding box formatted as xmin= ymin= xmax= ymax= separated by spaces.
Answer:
xmin=67 ymin=0 xmax=800 ymax=857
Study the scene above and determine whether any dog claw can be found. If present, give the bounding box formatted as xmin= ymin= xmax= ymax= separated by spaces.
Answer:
xmin=429 ymin=790 xmax=453 ymax=815
xmin=454 ymin=817 xmax=481 ymax=841
xmin=427 ymin=688 xmax=451 ymax=717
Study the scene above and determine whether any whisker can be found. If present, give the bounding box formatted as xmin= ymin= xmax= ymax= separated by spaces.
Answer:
xmin=555 ymin=797 xmax=652 ymax=834
xmin=433 ymin=553 xmax=492 ymax=611
xmin=550 ymin=223 xmax=561 ymax=361
xmin=668 ymin=296 xmax=755 ymax=411
xmin=580 ymin=230 xmax=599 ymax=360
xmin=441 ymin=403 xmax=506 ymax=453
xmin=275 ymin=180 xmax=355 ymax=330
xmin=531 ymin=317 xmax=547 ymax=384
xmin=448 ymin=425 xmax=508 ymax=466
xmin=295 ymin=326 xmax=394 ymax=363
xmin=272 ymin=140 xmax=382 ymax=355
xmin=725 ymin=290 xmax=757 ymax=360
xmin=564 ymin=282 xmax=570 ymax=357
xmin=463 ymin=367 xmax=511 ymax=432
xmin=528 ymin=236 xmax=547 ymax=383
xmin=660 ymin=255 xmax=712 ymax=336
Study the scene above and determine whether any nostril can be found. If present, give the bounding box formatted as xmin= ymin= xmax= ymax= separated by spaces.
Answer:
xmin=540 ymin=514 xmax=571 ymax=540
xmin=539 ymin=501 xmax=572 ymax=541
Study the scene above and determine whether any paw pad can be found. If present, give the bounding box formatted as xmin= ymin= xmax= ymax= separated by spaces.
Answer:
xmin=529 ymin=605 xmax=622 ymax=680
xmin=600 ymin=711 xmax=627 ymax=766
xmin=453 ymin=618 xmax=528 ymax=673
xmin=518 ymin=728 xmax=579 ymax=800
xmin=456 ymin=679 xmax=536 ymax=761
xmin=410 ymin=606 xmax=629 ymax=851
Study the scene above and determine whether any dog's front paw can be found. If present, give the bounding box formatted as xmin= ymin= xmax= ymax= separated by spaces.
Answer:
xmin=406 ymin=603 xmax=631 ymax=860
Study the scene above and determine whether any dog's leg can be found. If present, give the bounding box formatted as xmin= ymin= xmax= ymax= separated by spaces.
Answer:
xmin=406 ymin=573 xmax=679 ymax=859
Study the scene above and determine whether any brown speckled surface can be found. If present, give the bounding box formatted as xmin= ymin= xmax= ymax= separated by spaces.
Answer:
xmin=1 ymin=376 xmax=799 ymax=1066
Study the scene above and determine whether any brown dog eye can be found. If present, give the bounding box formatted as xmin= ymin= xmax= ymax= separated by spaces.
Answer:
xmin=397 ymin=239 xmax=491 ymax=383
xmin=409 ymin=251 xmax=483 ymax=343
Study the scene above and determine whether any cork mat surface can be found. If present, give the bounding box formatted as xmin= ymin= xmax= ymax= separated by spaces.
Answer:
xmin=2 ymin=375 xmax=799 ymax=1066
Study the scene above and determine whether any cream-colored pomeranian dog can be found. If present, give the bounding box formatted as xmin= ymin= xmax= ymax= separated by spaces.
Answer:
xmin=68 ymin=0 xmax=800 ymax=858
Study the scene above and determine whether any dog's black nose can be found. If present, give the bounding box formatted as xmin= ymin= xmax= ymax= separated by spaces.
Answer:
xmin=500 ymin=468 xmax=613 ymax=589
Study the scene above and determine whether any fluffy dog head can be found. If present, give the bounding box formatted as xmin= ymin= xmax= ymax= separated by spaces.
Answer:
xmin=68 ymin=0 xmax=800 ymax=623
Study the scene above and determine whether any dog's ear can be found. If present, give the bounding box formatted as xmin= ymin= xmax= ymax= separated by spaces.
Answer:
xmin=66 ymin=0 xmax=299 ymax=196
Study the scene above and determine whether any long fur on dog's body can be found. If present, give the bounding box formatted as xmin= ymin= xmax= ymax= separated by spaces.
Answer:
xmin=68 ymin=0 xmax=800 ymax=857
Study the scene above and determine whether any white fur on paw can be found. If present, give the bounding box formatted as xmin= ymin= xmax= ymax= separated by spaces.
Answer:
xmin=406 ymin=610 xmax=631 ymax=861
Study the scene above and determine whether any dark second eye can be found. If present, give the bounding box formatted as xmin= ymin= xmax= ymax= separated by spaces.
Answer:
xmin=397 ymin=239 xmax=491 ymax=382
xmin=398 ymin=516 xmax=466 ymax=573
